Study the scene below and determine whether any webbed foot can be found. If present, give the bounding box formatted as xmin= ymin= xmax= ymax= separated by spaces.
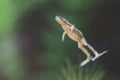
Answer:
xmin=92 ymin=50 xmax=108 ymax=61
xmin=80 ymin=59 xmax=90 ymax=67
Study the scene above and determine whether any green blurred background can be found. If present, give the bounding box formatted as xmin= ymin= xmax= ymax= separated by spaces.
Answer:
xmin=0 ymin=0 xmax=120 ymax=80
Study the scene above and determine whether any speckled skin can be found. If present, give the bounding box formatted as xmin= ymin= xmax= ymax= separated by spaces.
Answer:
xmin=55 ymin=16 xmax=107 ymax=66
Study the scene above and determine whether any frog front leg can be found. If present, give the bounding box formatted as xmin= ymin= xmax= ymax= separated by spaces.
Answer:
xmin=71 ymin=25 xmax=75 ymax=32
xmin=62 ymin=31 xmax=67 ymax=41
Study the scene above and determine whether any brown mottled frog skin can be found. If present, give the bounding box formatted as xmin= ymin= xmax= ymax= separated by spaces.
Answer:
xmin=55 ymin=16 xmax=107 ymax=66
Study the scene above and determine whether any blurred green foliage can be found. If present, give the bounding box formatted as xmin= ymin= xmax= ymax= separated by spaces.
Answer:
xmin=41 ymin=61 xmax=105 ymax=80
xmin=0 ymin=0 xmax=16 ymax=38
xmin=59 ymin=61 xmax=105 ymax=80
